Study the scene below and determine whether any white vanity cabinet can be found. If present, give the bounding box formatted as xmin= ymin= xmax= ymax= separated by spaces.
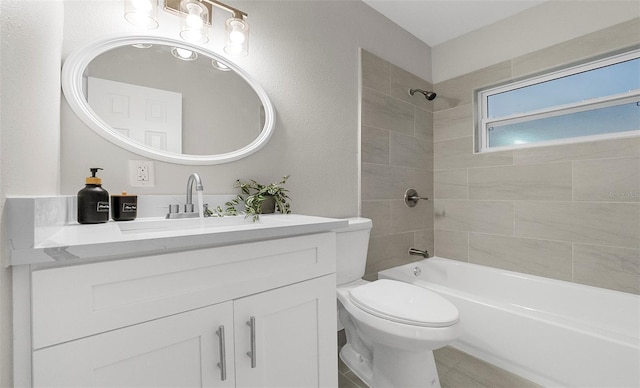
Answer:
xmin=15 ymin=232 xmax=339 ymax=388
xmin=33 ymin=301 xmax=236 ymax=387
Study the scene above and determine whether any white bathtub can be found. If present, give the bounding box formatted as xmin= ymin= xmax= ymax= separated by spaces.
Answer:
xmin=378 ymin=257 xmax=640 ymax=387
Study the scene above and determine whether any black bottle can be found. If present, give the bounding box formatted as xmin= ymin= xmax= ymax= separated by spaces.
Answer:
xmin=77 ymin=168 xmax=110 ymax=224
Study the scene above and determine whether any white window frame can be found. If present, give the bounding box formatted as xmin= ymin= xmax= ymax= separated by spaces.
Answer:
xmin=475 ymin=49 xmax=640 ymax=153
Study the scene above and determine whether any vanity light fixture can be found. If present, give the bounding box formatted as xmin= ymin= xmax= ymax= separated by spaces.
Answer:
xmin=164 ymin=0 xmax=249 ymax=56
xmin=124 ymin=0 xmax=159 ymax=29
xmin=178 ymin=0 xmax=209 ymax=44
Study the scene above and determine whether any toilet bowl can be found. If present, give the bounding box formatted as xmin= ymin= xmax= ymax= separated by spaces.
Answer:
xmin=334 ymin=218 xmax=461 ymax=388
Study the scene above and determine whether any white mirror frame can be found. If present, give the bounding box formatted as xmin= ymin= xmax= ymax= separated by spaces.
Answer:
xmin=61 ymin=34 xmax=275 ymax=165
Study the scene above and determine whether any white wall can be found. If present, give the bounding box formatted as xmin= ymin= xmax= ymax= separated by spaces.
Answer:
xmin=432 ymin=0 xmax=640 ymax=82
xmin=60 ymin=0 xmax=432 ymax=217
xmin=0 ymin=0 xmax=64 ymax=385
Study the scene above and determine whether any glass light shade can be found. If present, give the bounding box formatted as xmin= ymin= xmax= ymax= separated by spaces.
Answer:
xmin=124 ymin=0 xmax=159 ymax=29
xmin=179 ymin=0 xmax=209 ymax=44
xmin=224 ymin=17 xmax=249 ymax=57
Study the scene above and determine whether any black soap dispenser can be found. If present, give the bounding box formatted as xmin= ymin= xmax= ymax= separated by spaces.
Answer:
xmin=77 ymin=168 xmax=110 ymax=224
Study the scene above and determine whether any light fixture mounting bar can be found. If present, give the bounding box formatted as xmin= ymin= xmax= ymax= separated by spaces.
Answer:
xmin=164 ymin=0 xmax=247 ymax=25
xmin=206 ymin=0 xmax=247 ymax=19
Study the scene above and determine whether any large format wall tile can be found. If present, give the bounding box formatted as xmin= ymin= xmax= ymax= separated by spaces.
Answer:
xmin=433 ymin=103 xmax=473 ymax=142
xmin=434 ymin=200 xmax=514 ymax=235
xmin=435 ymin=229 xmax=469 ymax=261
xmin=434 ymin=169 xmax=468 ymax=199
xmin=361 ymin=200 xmax=390 ymax=237
xmin=513 ymin=137 xmax=640 ymax=165
xmin=390 ymin=199 xmax=433 ymax=234
xmin=361 ymin=49 xmax=389 ymax=94
xmin=414 ymin=229 xmax=435 ymax=258
xmin=414 ymin=169 xmax=434 ymax=200
xmin=361 ymin=163 xmax=414 ymax=201
xmin=433 ymin=61 xmax=511 ymax=111
xmin=574 ymin=244 xmax=640 ymax=294
xmin=414 ymin=106 xmax=434 ymax=139
xmin=361 ymin=125 xmax=389 ymax=165
xmin=430 ymin=20 xmax=640 ymax=294
xmin=390 ymin=132 xmax=432 ymax=169
xmin=362 ymin=87 xmax=414 ymax=134
xmin=390 ymin=63 xmax=434 ymax=110
xmin=366 ymin=232 xmax=416 ymax=274
xmin=573 ymin=157 xmax=640 ymax=202
xmin=360 ymin=51 xmax=434 ymax=279
xmin=468 ymin=162 xmax=572 ymax=200
xmin=435 ymin=136 xmax=513 ymax=170
xmin=469 ymin=233 xmax=572 ymax=281
xmin=515 ymin=202 xmax=640 ymax=248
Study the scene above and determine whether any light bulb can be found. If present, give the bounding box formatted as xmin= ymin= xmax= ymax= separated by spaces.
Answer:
xmin=124 ymin=0 xmax=158 ymax=29
xmin=131 ymin=0 xmax=152 ymax=12
xmin=224 ymin=17 xmax=249 ymax=56
xmin=229 ymin=29 xmax=245 ymax=44
xmin=212 ymin=60 xmax=231 ymax=71
xmin=179 ymin=0 xmax=209 ymax=44
xmin=175 ymin=48 xmax=192 ymax=58
xmin=185 ymin=7 xmax=203 ymax=29
xmin=171 ymin=47 xmax=198 ymax=61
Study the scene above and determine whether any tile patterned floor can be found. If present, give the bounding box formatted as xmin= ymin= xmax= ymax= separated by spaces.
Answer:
xmin=338 ymin=332 xmax=540 ymax=388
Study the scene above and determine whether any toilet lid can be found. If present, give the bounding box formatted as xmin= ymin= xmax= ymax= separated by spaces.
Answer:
xmin=349 ymin=279 xmax=459 ymax=327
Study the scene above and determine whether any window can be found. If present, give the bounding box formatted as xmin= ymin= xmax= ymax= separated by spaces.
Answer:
xmin=475 ymin=49 xmax=640 ymax=152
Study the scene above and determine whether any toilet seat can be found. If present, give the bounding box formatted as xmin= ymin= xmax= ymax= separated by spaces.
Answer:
xmin=349 ymin=279 xmax=459 ymax=328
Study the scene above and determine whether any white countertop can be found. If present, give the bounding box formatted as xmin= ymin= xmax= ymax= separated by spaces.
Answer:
xmin=10 ymin=214 xmax=347 ymax=266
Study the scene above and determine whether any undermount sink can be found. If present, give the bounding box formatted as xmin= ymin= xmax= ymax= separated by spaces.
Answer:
xmin=117 ymin=216 xmax=259 ymax=233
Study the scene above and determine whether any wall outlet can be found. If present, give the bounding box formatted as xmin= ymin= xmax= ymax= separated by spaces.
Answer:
xmin=129 ymin=160 xmax=155 ymax=187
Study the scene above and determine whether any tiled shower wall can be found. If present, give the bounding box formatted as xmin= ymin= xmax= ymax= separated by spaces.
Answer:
xmin=360 ymin=49 xmax=434 ymax=279
xmin=432 ymin=19 xmax=640 ymax=294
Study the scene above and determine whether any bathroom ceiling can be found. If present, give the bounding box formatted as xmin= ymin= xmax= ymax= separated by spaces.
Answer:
xmin=362 ymin=0 xmax=549 ymax=47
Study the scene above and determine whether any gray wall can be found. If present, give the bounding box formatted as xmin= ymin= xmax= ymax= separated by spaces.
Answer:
xmin=360 ymin=50 xmax=434 ymax=279
xmin=432 ymin=19 xmax=640 ymax=294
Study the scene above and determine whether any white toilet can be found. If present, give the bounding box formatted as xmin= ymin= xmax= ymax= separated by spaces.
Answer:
xmin=335 ymin=218 xmax=461 ymax=388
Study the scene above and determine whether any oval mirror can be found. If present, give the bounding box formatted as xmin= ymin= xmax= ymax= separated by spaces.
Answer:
xmin=61 ymin=35 xmax=275 ymax=165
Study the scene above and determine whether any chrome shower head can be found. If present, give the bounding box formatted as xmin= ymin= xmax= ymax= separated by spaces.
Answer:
xmin=409 ymin=88 xmax=437 ymax=101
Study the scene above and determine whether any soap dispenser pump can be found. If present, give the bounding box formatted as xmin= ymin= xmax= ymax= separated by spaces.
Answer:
xmin=77 ymin=168 xmax=110 ymax=224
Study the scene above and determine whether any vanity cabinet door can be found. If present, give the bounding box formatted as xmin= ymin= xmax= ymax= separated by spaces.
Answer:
xmin=233 ymin=275 xmax=338 ymax=388
xmin=32 ymin=302 xmax=235 ymax=388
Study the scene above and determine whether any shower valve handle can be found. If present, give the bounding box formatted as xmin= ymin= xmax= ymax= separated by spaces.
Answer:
xmin=404 ymin=188 xmax=429 ymax=207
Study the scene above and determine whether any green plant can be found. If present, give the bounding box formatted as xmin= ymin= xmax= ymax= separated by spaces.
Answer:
xmin=209 ymin=175 xmax=291 ymax=221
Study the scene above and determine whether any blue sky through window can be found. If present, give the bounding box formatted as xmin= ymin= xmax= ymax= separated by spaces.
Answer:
xmin=488 ymin=101 xmax=640 ymax=147
xmin=487 ymin=58 xmax=640 ymax=118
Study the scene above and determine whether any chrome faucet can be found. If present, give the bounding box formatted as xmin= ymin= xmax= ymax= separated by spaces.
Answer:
xmin=185 ymin=173 xmax=204 ymax=213
xmin=166 ymin=173 xmax=204 ymax=219
xmin=408 ymin=247 xmax=429 ymax=258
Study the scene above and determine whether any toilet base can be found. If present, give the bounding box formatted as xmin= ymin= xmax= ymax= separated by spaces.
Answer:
xmin=340 ymin=342 xmax=441 ymax=388
xmin=340 ymin=343 xmax=373 ymax=386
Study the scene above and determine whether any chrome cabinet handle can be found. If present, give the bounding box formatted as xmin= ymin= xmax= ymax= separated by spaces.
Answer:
xmin=246 ymin=316 xmax=256 ymax=368
xmin=216 ymin=326 xmax=227 ymax=381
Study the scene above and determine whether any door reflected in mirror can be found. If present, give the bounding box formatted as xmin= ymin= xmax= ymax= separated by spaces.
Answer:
xmin=85 ymin=44 xmax=264 ymax=155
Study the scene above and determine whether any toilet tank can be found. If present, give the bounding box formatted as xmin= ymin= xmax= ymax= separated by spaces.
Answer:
xmin=334 ymin=217 xmax=373 ymax=285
